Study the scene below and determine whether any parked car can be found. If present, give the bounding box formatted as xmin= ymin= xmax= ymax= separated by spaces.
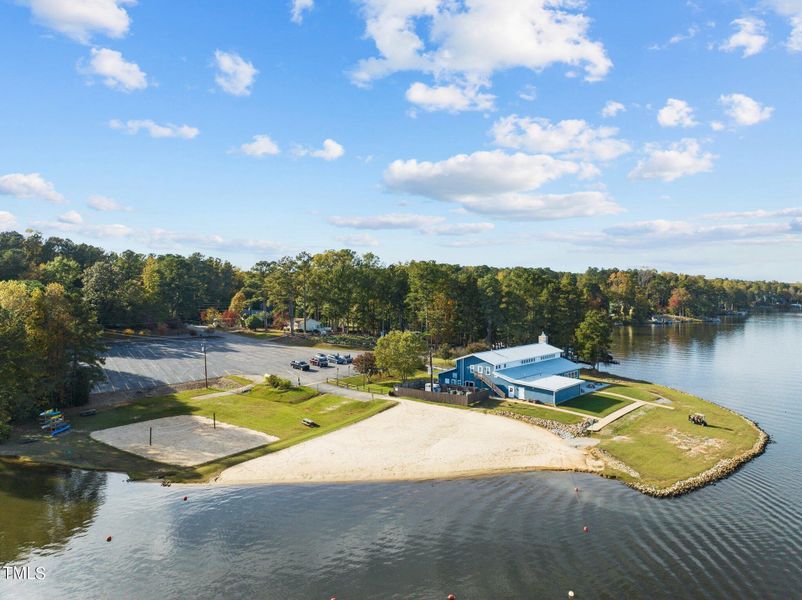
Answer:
xmin=290 ymin=360 xmax=310 ymax=371
xmin=327 ymin=353 xmax=348 ymax=364
xmin=310 ymin=354 xmax=329 ymax=367
xmin=341 ymin=354 xmax=352 ymax=364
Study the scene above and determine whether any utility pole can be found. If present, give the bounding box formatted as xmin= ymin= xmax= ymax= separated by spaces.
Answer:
xmin=201 ymin=341 xmax=208 ymax=388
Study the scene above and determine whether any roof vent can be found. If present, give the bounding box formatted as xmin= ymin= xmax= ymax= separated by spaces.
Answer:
xmin=538 ymin=331 xmax=549 ymax=344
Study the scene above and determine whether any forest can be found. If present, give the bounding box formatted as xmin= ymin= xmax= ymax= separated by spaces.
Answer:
xmin=1 ymin=229 xmax=801 ymax=434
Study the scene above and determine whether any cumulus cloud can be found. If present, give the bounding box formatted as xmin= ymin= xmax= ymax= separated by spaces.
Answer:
xmin=291 ymin=0 xmax=314 ymax=24
xmin=629 ymin=139 xmax=715 ymax=182
xmin=109 ymin=119 xmax=199 ymax=139
xmin=720 ymin=17 xmax=768 ymax=57
xmin=58 ymin=210 xmax=83 ymax=224
xmin=767 ymin=1 xmax=802 ymax=51
xmin=601 ymin=100 xmax=625 ymax=118
xmin=295 ymin=139 xmax=345 ymax=161
xmin=87 ymin=194 xmax=130 ymax=211
xmin=21 ymin=0 xmax=134 ymax=44
xmin=0 ymin=172 xmax=65 ymax=203
xmin=657 ymin=98 xmax=698 ymax=128
xmin=491 ymin=115 xmax=631 ymax=161
xmin=213 ymin=50 xmax=257 ymax=96
xmin=0 ymin=211 xmax=18 ymax=230
xmin=383 ymin=150 xmax=622 ymax=220
xmin=719 ymin=93 xmax=774 ymax=126
xmin=236 ymin=134 xmax=280 ymax=157
xmin=80 ymin=47 xmax=147 ymax=92
xmin=350 ymin=0 xmax=611 ymax=107
xmin=405 ymin=82 xmax=495 ymax=113
xmin=328 ymin=212 xmax=494 ymax=236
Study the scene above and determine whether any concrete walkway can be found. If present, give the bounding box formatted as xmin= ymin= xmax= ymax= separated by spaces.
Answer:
xmin=586 ymin=401 xmax=646 ymax=432
xmin=595 ymin=390 xmax=675 ymax=410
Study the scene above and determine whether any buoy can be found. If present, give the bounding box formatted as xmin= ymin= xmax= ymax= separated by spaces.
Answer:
xmin=448 ymin=595 xmax=457 ymax=600
xmin=568 ymin=591 xmax=575 ymax=598
xmin=574 ymin=487 xmax=579 ymax=493
xmin=106 ymin=535 xmax=112 ymax=542
xmin=583 ymin=526 xmax=589 ymax=533
xmin=183 ymin=496 xmax=188 ymax=501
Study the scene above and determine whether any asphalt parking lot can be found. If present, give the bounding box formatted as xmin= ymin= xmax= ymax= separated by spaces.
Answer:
xmin=95 ymin=331 xmax=362 ymax=393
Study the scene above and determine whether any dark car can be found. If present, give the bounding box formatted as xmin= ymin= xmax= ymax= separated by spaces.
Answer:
xmin=291 ymin=360 xmax=310 ymax=371
xmin=309 ymin=355 xmax=329 ymax=367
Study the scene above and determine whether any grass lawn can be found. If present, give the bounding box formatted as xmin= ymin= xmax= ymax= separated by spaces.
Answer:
xmin=223 ymin=375 xmax=254 ymax=387
xmin=475 ymin=398 xmax=585 ymax=425
xmin=336 ymin=370 xmax=431 ymax=395
xmin=599 ymin=385 xmax=659 ymax=402
xmin=588 ymin=372 xmax=763 ymax=490
xmin=560 ymin=393 xmax=633 ymax=417
xmin=1 ymin=386 xmax=394 ymax=482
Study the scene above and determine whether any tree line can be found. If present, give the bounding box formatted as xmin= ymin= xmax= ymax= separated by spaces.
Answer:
xmin=2 ymin=229 xmax=801 ymax=435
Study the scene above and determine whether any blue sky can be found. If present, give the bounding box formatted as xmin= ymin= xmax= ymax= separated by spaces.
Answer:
xmin=1 ymin=0 xmax=801 ymax=280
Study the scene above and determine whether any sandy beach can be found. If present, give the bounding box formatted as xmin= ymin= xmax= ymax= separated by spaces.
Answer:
xmin=214 ymin=399 xmax=594 ymax=485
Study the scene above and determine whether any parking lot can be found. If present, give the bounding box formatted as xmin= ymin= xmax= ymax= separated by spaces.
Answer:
xmin=95 ymin=331 xmax=362 ymax=394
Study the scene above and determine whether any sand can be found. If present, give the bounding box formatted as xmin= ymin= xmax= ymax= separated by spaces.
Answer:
xmin=214 ymin=400 xmax=592 ymax=484
xmin=90 ymin=415 xmax=278 ymax=467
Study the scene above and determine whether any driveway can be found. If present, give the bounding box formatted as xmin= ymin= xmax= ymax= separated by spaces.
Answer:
xmin=95 ymin=331 xmax=361 ymax=393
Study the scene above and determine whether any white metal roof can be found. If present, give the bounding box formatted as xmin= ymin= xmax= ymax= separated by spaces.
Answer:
xmin=465 ymin=342 xmax=564 ymax=365
xmin=508 ymin=374 xmax=583 ymax=392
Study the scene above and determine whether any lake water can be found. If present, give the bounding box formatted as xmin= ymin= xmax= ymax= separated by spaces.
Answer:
xmin=2 ymin=312 xmax=801 ymax=599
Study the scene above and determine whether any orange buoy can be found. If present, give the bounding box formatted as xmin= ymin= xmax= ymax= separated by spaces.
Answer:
xmin=448 ymin=595 xmax=457 ymax=600
xmin=106 ymin=535 xmax=112 ymax=542
xmin=583 ymin=526 xmax=589 ymax=533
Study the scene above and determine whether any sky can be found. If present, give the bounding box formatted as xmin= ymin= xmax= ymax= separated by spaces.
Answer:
xmin=1 ymin=0 xmax=801 ymax=281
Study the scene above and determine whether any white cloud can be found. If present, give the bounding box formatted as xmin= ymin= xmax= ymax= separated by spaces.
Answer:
xmin=328 ymin=212 xmax=494 ymax=236
xmin=295 ymin=139 xmax=345 ymax=161
xmin=81 ymin=47 xmax=147 ymax=91
xmin=405 ymin=82 xmax=495 ymax=112
xmin=58 ymin=210 xmax=83 ymax=224
xmin=109 ymin=119 xmax=199 ymax=139
xmin=710 ymin=120 xmax=725 ymax=131
xmin=383 ymin=150 xmax=622 ymax=220
xmin=629 ymin=139 xmax=715 ymax=182
xmin=350 ymin=0 xmax=612 ymax=102
xmin=705 ymin=206 xmax=802 ymax=219
xmin=87 ymin=194 xmax=130 ymax=211
xmin=491 ymin=115 xmax=631 ymax=161
xmin=213 ymin=50 xmax=257 ymax=96
xmin=601 ymin=100 xmax=625 ymax=118
xmin=720 ymin=17 xmax=768 ymax=57
xmin=518 ymin=84 xmax=537 ymax=102
xmin=649 ymin=24 xmax=700 ymax=50
xmin=336 ymin=233 xmax=380 ymax=247
xmin=657 ymin=98 xmax=698 ymax=128
xmin=0 ymin=211 xmax=18 ymax=230
xmin=0 ymin=172 xmax=66 ymax=203
xmin=21 ymin=0 xmax=134 ymax=44
xmin=236 ymin=134 xmax=280 ymax=157
xmin=291 ymin=0 xmax=314 ymax=24
xmin=719 ymin=93 xmax=774 ymax=126
xmin=767 ymin=1 xmax=802 ymax=51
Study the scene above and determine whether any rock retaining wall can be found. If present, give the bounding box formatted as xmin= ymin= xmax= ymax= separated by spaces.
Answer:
xmin=489 ymin=410 xmax=596 ymax=439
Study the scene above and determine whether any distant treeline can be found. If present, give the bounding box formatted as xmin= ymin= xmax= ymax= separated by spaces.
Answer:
xmin=1 ymin=229 xmax=801 ymax=429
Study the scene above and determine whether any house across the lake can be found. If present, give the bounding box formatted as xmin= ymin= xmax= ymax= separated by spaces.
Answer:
xmin=437 ymin=333 xmax=583 ymax=405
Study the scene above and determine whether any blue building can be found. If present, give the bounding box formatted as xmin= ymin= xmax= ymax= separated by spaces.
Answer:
xmin=437 ymin=333 xmax=583 ymax=405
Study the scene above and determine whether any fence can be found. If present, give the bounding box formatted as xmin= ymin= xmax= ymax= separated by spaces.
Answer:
xmin=397 ymin=387 xmax=489 ymax=407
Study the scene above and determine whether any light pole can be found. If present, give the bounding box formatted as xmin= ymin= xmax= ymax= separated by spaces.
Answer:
xmin=336 ymin=366 xmax=340 ymax=383
xmin=201 ymin=341 xmax=208 ymax=388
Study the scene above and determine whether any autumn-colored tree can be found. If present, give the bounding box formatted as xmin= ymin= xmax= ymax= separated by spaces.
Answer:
xmin=352 ymin=351 xmax=379 ymax=382
xmin=668 ymin=287 xmax=692 ymax=317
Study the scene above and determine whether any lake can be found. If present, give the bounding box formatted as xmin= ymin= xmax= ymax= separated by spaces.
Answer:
xmin=2 ymin=312 xmax=801 ymax=599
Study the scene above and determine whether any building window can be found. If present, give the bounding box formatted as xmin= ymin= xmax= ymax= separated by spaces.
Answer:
xmin=469 ymin=365 xmax=474 ymax=373
xmin=508 ymin=386 xmax=515 ymax=396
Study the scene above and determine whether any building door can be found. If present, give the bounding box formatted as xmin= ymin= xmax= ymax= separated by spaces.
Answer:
xmin=518 ymin=387 xmax=526 ymax=400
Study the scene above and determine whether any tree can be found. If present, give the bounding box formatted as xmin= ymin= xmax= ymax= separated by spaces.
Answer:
xmin=228 ymin=289 xmax=247 ymax=320
xmin=374 ymin=330 xmax=427 ymax=382
xmin=352 ymin=351 xmax=379 ymax=382
xmin=574 ymin=309 xmax=613 ymax=370
xmin=668 ymin=287 xmax=692 ymax=317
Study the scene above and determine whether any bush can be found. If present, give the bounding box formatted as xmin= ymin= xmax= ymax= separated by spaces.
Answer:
xmin=464 ymin=341 xmax=490 ymax=354
xmin=265 ymin=374 xmax=293 ymax=390
xmin=244 ymin=315 xmax=264 ymax=330
xmin=325 ymin=334 xmax=376 ymax=349
xmin=0 ymin=422 xmax=11 ymax=444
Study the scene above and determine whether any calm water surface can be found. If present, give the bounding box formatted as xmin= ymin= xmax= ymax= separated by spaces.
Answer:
xmin=2 ymin=312 xmax=801 ymax=599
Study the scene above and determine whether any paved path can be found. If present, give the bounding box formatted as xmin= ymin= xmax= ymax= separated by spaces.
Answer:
xmin=595 ymin=390 xmax=675 ymax=410
xmin=586 ymin=401 xmax=646 ymax=432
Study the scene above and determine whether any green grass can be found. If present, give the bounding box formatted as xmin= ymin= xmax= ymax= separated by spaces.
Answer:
xmin=336 ymin=370 xmax=431 ymax=395
xmin=560 ymin=393 xmax=633 ymax=417
xmin=1 ymin=386 xmax=395 ymax=482
xmin=588 ymin=373 xmax=763 ymax=490
xmin=223 ymin=375 xmax=254 ymax=387
xmin=475 ymin=398 xmax=584 ymax=425
xmin=599 ymin=385 xmax=658 ymax=402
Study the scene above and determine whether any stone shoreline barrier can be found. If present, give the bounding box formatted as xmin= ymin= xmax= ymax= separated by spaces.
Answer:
xmin=488 ymin=410 xmax=596 ymax=439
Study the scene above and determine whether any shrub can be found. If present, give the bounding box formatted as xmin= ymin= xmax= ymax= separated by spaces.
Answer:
xmin=244 ymin=315 xmax=264 ymax=330
xmin=265 ymin=374 xmax=293 ymax=390
xmin=464 ymin=341 xmax=490 ymax=354
xmin=0 ymin=422 xmax=11 ymax=444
